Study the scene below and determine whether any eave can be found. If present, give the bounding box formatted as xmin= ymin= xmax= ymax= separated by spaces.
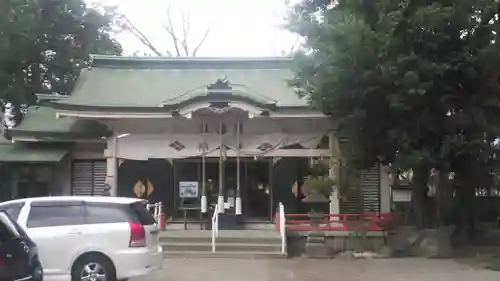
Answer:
xmin=49 ymin=99 xmax=328 ymax=119
xmin=11 ymin=137 xmax=106 ymax=143
xmin=7 ymin=130 xmax=111 ymax=142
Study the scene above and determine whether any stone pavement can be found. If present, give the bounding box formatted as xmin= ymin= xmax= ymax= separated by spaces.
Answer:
xmin=133 ymin=258 xmax=500 ymax=281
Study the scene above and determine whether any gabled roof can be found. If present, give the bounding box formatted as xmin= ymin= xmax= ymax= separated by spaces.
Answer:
xmin=49 ymin=55 xmax=309 ymax=113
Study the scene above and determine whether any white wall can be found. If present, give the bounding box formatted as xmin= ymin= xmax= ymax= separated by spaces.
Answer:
xmin=392 ymin=190 xmax=412 ymax=202
xmin=71 ymin=142 xmax=107 ymax=159
xmin=379 ymin=165 xmax=392 ymax=212
xmin=101 ymin=113 xmax=333 ymax=135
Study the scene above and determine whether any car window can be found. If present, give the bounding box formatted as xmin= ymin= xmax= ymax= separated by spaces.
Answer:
xmin=129 ymin=202 xmax=156 ymax=225
xmin=0 ymin=212 xmax=21 ymax=242
xmin=27 ymin=204 xmax=85 ymax=228
xmin=0 ymin=203 xmax=24 ymax=220
xmin=85 ymin=204 xmax=131 ymax=224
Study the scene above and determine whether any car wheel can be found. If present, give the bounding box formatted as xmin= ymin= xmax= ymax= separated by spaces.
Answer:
xmin=32 ymin=260 xmax=43 ymax=281
xmin=71 ymin=254 xmax=116 ymax=281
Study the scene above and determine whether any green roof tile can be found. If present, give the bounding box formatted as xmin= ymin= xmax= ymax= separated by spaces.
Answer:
xmin=9 ymin=106 xmax=111 ymax=139
xmin=51 ymin=56 xmax=307 ymax=110
xmin=0 ymin=143 xmax=67 ymax=162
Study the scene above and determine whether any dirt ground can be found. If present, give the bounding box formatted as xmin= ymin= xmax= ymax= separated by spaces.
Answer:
xmin=132 ymin=257 xmax=500 ymax=281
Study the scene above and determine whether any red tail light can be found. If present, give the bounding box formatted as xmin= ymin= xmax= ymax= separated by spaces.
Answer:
xmin=129 ymin=222 xmax=146 ymax=247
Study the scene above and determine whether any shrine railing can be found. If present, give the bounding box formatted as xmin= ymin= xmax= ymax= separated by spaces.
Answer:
xmin=278 ymin=212 xmax=397 ymax=232
xmin=211 ymin=204 xmax=219 ymax=253
xmin=278 ymin=202 xmax=286 ymax=254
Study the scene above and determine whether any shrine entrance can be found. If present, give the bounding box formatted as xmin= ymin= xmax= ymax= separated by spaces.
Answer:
xmin=172 ymin=158 xmax=273 ymax=222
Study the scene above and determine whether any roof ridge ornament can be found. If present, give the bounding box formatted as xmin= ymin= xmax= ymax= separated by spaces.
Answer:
xmin=207 ymin=76 xmax=231 ymax=91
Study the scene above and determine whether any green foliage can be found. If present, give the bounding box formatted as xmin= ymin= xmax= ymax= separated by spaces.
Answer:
xmin=288 ymin=0 xmax=500 ymax=183
xmin=303 ymin=175 xmax=335 ymax=197
xmin=303 ymin=157 xmax=335 ymax=197
xmin=0 ymin=0 xmax=122 ymax=124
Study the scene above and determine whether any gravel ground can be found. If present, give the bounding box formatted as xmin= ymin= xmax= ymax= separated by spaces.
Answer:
xmin=132 ymin=258 xmax=500 ymax=281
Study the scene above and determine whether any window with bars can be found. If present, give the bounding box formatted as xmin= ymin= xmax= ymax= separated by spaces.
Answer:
xmin=71 ymin=160 xmax=106 ymax=196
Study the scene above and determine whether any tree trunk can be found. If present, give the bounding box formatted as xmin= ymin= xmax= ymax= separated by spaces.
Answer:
xmin=453 ymin=171 xmax=476 ymax=244
xmin=411 ymin=164 xmax=429 ymax=229
xmin=430 ymin=169 xmax=455 ymax=257
xmin=434 ymin=170 xmax=454 ymax=226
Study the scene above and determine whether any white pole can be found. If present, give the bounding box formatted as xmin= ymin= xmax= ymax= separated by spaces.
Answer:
xmin=111 ymin=135 xmax=119 ymax=197
xmin=201 ymin=120 xmax=208 ymax=214
xmin=235 ymin=119 xmax=242 ymax=216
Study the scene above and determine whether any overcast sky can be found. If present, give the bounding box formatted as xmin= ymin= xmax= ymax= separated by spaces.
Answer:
xmin=95 ymin=0 xmax=299 ymax=57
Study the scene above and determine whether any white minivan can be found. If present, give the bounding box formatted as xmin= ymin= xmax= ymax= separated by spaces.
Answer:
xmin=0 ymin=196 xmax=163 ymax=281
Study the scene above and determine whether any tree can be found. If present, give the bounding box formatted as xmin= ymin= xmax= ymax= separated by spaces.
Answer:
xmin=117 ymin=4 xmax=210 ymax=57
xmin=0 ymin=0 xmax=122 ymax=125
xmin=289 ymin=0 xmax=500 ymax=238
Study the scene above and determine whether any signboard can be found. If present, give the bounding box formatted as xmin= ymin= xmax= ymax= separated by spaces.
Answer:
xmin=179 ymin=181 xmax=199 ymax=198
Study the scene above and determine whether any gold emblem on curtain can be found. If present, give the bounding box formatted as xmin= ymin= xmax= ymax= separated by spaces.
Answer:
xmin=133 ymin=181 xmax=146 ymax=198
xmin=292 ymin=180 xmax=299 ymax=197
xmin=146 ymin=180 xmax=154 ymax=196
xmin=133 ymin=180 xmax=155 ymax=198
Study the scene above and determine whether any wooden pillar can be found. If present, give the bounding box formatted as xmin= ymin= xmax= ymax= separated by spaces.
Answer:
xmin=201 ymin=120 xmax=208 ymax=214
xmin=235 ymin=119 xmax=242 ymax=216
xmin=105 ymin=133 xmax=129 ymax=197
xmin=328 ymin=131 xmax=340 ymax=214
xmin=217 ymin=120 xmax=225 ymax=213
xmin=380 ymin=164 xmax=392 ymax=212
xmin=106 ymin=156 xmax=118 ymax=197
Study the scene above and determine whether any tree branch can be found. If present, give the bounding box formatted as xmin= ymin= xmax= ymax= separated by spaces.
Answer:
xmin=121 ymin=14 xmax=162 ymax=56
xmin=180 ymin=9 xmax=190 ymax=56
xmin=164 ymin=5 xmax=181 ymax=56
xmin=192 ymin=28 xmax=210 ymax=57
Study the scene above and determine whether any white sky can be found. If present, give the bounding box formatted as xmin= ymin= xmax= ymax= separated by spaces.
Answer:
xmin=95 ymin=0 xmax=299 ymax=57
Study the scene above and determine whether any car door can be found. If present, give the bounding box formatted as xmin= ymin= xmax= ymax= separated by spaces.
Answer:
xmin=24 ymin=201 xmax=85 ymax=278
xmin=0 ymin=211 xmax=33 ymax=281
xmin=81 ymin=202 xmax=132 ymax=255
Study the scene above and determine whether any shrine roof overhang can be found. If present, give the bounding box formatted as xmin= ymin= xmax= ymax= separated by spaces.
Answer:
xmin=49 ymin=55 xmax=326 ymax=119
xmin=7 ymin=105 xmax=111 ymax=142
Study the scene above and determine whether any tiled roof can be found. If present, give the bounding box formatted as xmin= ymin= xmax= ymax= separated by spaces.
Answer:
xmin=8 ymin=106 xmax=111 ymax=140
xmin=50 ymin=56 xmax=308 ymax=111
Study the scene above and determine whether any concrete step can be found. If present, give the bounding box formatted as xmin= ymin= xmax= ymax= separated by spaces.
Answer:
xmin=161 ymin=236 xmax=282 ymax=244
xmin=160 ymin=229 xmax=286 ymax=259
xmin=163 ymin=250 xmax=286 ymax=259
xmin=163 ymin=243 xmax=282 ymax=253
xmin=165 ymin=222 xmax=277 ymax=231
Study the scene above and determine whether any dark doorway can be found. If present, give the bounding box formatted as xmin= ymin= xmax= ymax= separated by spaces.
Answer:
xmin=271 ymin=157 xmax=310 ymax=214
xmin=18 ymin=182 xmax=49 ymax=198
xmin=117 ymin=159 xmax=174 ymax=218
xmin=243 ymin=160 xmax=272 ymax=221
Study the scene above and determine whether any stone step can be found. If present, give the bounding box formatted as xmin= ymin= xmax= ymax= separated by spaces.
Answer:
xmin=162 ymin=243 xmax=283 ymax=253
xmin=160 ymin=229 xmax=286 ymax=259
xmin=161 ymin=236 xmax=282 ymax=244
xmin=163 ymin=250 xmax=286 ymax=259
xmin=165 ymin=222 xmax=277 ymax=231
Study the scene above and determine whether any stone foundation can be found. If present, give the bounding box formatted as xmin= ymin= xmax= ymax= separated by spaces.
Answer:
xmin=287 ymin=231 xmax=386 ymax=258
